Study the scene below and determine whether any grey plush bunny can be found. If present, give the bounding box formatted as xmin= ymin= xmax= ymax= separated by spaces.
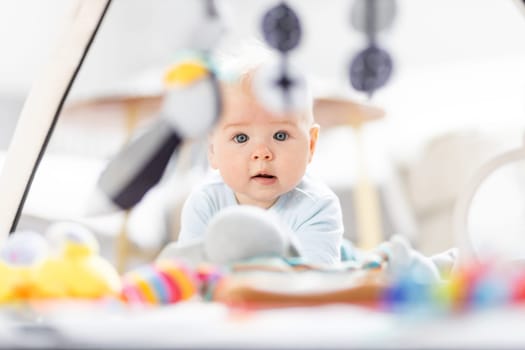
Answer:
xmin=157 ymin=205 xmax=301 ymax=267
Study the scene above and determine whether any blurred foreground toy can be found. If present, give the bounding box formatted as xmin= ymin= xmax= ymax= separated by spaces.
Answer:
xmin=192 ymin=219 xmax=525 ymax=313
xmin=0 ymin=223 xmax=121 ymax=302
xmin=121 ymin=259 xmax=199 ymax=305
xmin=213 ymin=268 xmax=386 ymax=308
xmin=36 ymin=222 xmax=121 ymax=299
xmin=0 ymin=231 xmax=49 ymax=302
xmin=211 ymin=257 xmax=525 ymax=313
xmin=374 ymin=235 xmax=441 ymax=283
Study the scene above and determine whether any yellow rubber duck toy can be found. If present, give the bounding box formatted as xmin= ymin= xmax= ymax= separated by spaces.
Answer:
xmin=0 ymin=231 xmax=50 ymax=302
xmin=35 ymin=222 xmax=122 ymax=299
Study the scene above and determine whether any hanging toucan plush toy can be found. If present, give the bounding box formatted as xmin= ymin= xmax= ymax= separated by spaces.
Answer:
xmin=87 ymin=0 xmax=225 ymax=215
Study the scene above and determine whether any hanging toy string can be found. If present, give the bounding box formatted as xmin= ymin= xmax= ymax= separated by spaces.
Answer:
xmin=261 ymin=1 xmax=302 ymax=111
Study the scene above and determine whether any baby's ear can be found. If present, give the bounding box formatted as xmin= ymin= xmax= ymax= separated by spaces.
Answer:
xmin=308 ymin=124 xmax=320 ymax=162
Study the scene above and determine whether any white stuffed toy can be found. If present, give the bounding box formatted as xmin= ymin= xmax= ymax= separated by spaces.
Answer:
xmin=371 ymin=234 xmax=458 ymax=282
xmin=157 ymin=205 xmax=301 ymax=267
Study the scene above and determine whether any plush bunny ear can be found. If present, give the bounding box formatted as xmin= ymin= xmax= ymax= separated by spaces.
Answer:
xmin=379 ymin=235 xmax=441 ymax=283
xmin=430 ymin=248 xmax=459 ymax=277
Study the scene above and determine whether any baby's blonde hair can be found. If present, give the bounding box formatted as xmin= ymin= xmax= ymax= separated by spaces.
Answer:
xmin=213 ymin=39 xmax=314 ymax=124
xmin=214 ymin=39 xmax=276 ymax=83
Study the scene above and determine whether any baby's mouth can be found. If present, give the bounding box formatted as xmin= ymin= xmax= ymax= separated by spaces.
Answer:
xmin=251 ymin=173 xmax=276 ymax=180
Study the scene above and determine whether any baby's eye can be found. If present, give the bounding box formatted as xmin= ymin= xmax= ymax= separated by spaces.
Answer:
xmin=273 ymin=131 xmax=288 ymax=141
xmin=233 ymin=133 xmax=249 ymax=143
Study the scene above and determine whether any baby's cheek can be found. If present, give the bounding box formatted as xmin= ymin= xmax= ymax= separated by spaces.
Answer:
xmin=221 ymin=164 xmax=244 ymax=183
xmin=221 ymin=171 xmax=247 ymax=194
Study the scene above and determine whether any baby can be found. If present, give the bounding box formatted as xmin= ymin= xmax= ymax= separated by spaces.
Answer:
xmin=171 ymin=53 xmax=345 ymax=265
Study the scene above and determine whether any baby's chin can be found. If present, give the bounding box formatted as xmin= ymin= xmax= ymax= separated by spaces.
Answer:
xmin=232 ymin=191 xmax=281 ymax=209
xmin=235 ymin=186 xmax=301 ymax=208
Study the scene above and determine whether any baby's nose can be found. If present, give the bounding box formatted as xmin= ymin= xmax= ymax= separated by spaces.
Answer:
xmin=251 ymin=145 xmax=273 ymax=161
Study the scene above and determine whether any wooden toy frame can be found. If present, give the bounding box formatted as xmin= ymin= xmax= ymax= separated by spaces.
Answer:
xmin=0 ymin=0 xmax=111 ymax=238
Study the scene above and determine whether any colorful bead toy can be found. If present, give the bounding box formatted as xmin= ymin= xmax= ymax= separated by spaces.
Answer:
xmin=195 ymin=263 xmax=224 ymax=301
xmin=378 ymin=258 xmax=525 ymax=314
xmin=121 ymin=260 xmax=198 ymax=305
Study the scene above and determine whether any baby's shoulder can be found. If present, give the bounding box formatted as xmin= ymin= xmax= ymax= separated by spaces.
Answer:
xmin=274 ymin=174 xmax=341 ymax=222
xmin=291 ymin=173 xmax=338 ymax=203
xmin=191 ymin=170 xmax=226 ymax=192
xmin=188 ymin=170 xmax=234 ymax=206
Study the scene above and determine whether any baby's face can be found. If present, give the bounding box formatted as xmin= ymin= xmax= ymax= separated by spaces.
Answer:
xmin=209 ymin=85 xmax=319 ymax=208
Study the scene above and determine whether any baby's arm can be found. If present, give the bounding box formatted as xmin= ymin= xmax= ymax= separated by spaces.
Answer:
xmin=294 ymin=195 xmax=344 ymax=265
xmin=157 ymin=189 xmax=213 ymax=262
xmin=175 ymin=189 xmax=213 ymax=244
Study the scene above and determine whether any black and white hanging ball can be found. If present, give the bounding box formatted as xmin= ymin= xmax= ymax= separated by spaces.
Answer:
xmin=261 ymin=2 xmax=302 ymax=53
xmin=349 ymin=45 xmax=392 ymax=95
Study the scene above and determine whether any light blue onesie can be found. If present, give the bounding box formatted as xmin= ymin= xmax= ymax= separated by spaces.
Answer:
xmin=177 ymin=171 xmax=344 ymax=265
